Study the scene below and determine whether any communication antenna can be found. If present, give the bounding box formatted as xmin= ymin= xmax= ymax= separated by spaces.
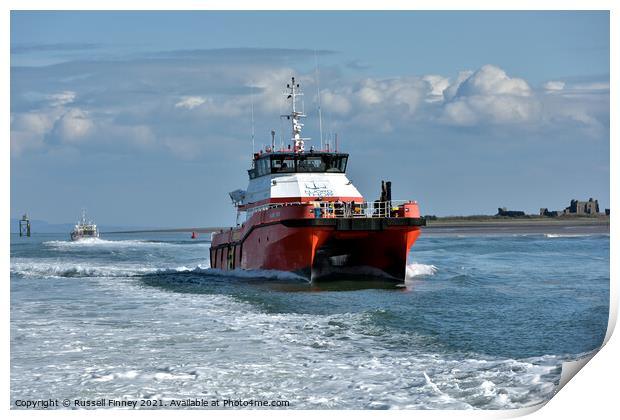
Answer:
xmin=250 ymin=84 xmax=255 ymax=156
xmin=279 ymin=96 xmax=285 ymax=150
xmin=314 ymin=50 xmax=324 ymax=151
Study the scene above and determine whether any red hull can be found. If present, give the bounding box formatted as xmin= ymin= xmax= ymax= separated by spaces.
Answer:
xmin=210 ymin=202 xmax=424 ymax=281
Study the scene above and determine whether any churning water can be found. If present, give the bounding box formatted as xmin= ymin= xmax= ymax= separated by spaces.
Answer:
xmin=10 ymin=231 xmax=609 ymax=409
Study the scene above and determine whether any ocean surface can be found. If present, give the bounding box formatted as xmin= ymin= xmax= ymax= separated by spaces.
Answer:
xmin=10 ymin=230 xmax=609 ymax=409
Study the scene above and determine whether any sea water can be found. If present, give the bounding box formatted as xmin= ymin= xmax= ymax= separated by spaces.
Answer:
xmin=10 ymin=231 xmax=609 ymax=409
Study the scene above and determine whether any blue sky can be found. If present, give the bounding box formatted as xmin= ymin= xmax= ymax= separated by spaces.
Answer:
xmin=10 ymin=11 xmax=610 ymax=226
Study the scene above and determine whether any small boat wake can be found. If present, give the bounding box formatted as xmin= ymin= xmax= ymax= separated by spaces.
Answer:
xmin=543 ymin=233 xmax=608 ymax=238
xmin=43 ymin=238 xmax=210 ymax=249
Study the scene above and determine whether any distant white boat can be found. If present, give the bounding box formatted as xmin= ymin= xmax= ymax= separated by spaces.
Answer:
xmin=70 ymin=209 xmax=99 ymax=241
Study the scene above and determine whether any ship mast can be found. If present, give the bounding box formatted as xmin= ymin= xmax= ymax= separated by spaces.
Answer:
xmin=282 ymin=77 xmax=310 ymax=153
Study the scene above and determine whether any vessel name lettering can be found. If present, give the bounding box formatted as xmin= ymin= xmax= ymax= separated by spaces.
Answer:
xmin=305 ymin=189 xmax=333 ymax=197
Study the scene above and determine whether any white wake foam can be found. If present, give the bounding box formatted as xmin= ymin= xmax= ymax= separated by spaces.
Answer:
xmin=10 ymin=260 xmax=161 ymax=278
xmin=544 ymin=233 xmax=599 ymax=238
xmin=43 ymin=238 xmax=209 ymax=249
xmin=10 ymin=260 xmax=306 ymax=281
xmin=406 ymin=263 xmax=438 ymax=279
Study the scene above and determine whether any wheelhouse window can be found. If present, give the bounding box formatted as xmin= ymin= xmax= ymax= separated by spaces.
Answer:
xmin=323 ymin=155 xmax=348 ymax=172
xmin=258 ymin=158 xmax=270 ymax=176
xmin=248 ymin=153 xmax=349 ymax=178
xmin=271 ymin=157 xmax=295 ymax=173
xmin=297 ymin=156 xmax=326 ymax=172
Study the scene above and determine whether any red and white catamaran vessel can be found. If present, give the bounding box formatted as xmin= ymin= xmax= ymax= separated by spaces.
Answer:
xmin=210 ymin=77 xmax=425 ymax=281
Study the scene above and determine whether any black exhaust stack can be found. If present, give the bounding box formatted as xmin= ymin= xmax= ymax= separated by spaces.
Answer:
xmin=379 ymin=180 xmax=392 ymax=202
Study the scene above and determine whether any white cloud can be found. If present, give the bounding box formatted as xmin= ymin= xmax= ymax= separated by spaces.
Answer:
xmin=175 ymin=96 xmax=206 ymax=110
xmin=303 ymin=64 xmax=607 ymax=133
xmin=441 ymin=65 xmax=539 ymax=126
xmin=12 ymin=111 xmax=55 ymax=134
xmin=454 ymin=65 xmax=531 ymax=97
xmin=11 ymin=110 xmax=61 ymax=155
xmin=356 ymin=80 xmax=384 ymax=106
xmin=11 ymin=58 xmax=608 ymax=160
xmin=321 ymin=90 xmax=352 ymax=115
xmin=544 ymin=81 xmax=565 ymax=92
xmin=441 ymin=100 xmax=478 ymax=126
xmin=573 ymin=82 xmax=609 ymax=91
xmin=11 ymin=106 xmax=96 ymax=155
xmin=53 ymin=108 xmax=93 ymax=142
xmin=321 ymin=76 xmax=431 ymax=119
xmin=423 ymin=75 xmax=450 ymax=103
xmin=443 ymin=71 xmax=473 ymax=101
xmin=47 ymin=90 xmax=76 ymax=106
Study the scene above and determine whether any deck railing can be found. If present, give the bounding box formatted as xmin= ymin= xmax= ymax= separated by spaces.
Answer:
xmin=244 ymin=200 xmax=412 ymax=219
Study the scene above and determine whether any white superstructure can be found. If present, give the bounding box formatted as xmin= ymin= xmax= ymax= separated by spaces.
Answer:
xmin=230 ymin=77 xmax=363 ymax=213
xmin=243 ymin=172 xmax=362 ymax=204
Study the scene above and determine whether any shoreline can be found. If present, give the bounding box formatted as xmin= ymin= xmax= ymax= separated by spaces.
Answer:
xmin=20 ymin=217 xmax=610 ymax=237
xmin=427 ymin=215 xmax=608 ymax=225
xmin=98 ymin=217 xmax=610 ymax=236
xmin=424 ymin=217 xmax=609 ymax=236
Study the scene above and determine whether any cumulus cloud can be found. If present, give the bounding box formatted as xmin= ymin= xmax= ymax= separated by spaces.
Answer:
xmin=52 ymin=108 xmax=94 ymax=142
xmin=423 ymin=75 xmax=450 ymax=103
xmin=440 ymin=65 xmax=539 ymax=126
xmin=11 ymin=90 xmax=96 ymax=154
xmin=455 ymin=65 xmax=531 ymax=97
xmin=10 ymin=111 xmax=57 ymax=154
xmin=321 ymin=90 xmax=352 ymax=115
xmin=320 ymin=76 xmax=431 ymax=120
xmin=317 ymin=65 xmax=548 ymax=129
xmin=442 ymin=71 xmax=473 ymax=101
xmin=10 ymin=53 xmax=609 ymax=159
xmin=175 ymin=96 xmax=206 ymax=110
